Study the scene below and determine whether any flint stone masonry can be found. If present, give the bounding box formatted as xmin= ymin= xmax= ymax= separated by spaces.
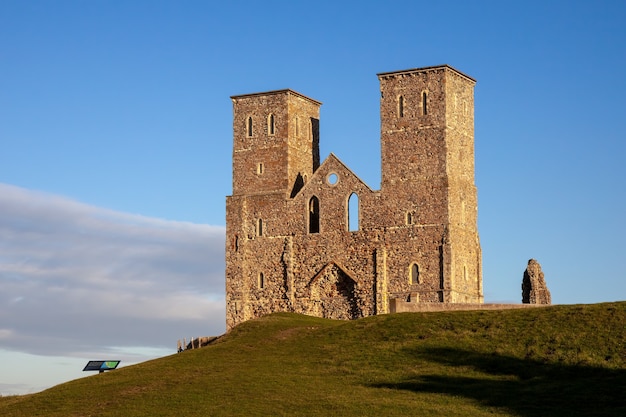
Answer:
xmin=522 ymin=259 xmax=552 ymax=304
xmin=225 ymin=65 xmax=483 ymax=331
xmin=390 ymin=301 xmax=545 ymax=313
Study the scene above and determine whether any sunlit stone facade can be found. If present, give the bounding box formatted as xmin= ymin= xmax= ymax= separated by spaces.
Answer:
xmin=225 ymin=65 xmax=482 ymax=331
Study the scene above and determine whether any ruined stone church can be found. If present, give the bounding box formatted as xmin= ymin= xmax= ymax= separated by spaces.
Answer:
xmin=225 ymin=65 xmax=482 ymax=331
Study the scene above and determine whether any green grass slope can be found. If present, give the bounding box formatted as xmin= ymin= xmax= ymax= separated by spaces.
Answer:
xmin=1 ymin=303 xmax=624 ymax=416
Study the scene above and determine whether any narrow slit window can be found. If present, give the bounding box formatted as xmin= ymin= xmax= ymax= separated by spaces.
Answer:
xmin=410 ymin=263 xmax=420 ymax=284
xmin=247 ymin=117 xmax=253 ymax=137
xmin=257 ymin=219 xmax=263 ymax=237
xmin=268 ymin=114 xmax=275 ymax=135
xmin=422 ymin=92 xmax=428 ymax=115
xmin=406 ymin=212 xmax=413 ymax=225
xmin=309 ymin=196 xmax=320 ymax=234
xmin=348 ymin=193 xmax=359 ymax=232
xmin=258 ymin=272 xmax=264 ymax=289
xmin=257 ymin=162 xmax=264 ymax=175
xmin=398 ymin=95 xmax=405 ymax=118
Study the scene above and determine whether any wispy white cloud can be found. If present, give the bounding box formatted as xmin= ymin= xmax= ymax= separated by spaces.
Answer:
xmin=0 ymin=183 xmax=226 ymax=363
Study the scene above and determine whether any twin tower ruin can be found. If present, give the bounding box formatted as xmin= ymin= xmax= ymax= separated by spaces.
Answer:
xmin=225 ymin=65 xmax=483 ymax=330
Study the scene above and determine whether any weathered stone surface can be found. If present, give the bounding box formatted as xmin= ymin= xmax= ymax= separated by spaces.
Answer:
xmin=225 ymin=66 xmax=483 ymax=331
xmin=522 ymin=259 xmax=551 ymax=304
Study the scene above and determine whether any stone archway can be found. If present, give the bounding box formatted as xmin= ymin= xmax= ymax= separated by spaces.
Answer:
xmin=310 ymin=263 xmax=361 ymax=320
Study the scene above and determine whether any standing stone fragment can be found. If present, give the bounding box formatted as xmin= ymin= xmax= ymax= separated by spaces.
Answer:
xmin=522 ymin=259 xmax=551 ymax=304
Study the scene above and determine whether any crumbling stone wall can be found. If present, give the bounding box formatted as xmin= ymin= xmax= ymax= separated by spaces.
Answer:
xmin=225 ymin=66 xmax=483 ymax=331
xmin=522 ymin=259 xmax=551 ymax=304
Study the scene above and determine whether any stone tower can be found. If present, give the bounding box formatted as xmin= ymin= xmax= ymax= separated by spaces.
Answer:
xmin=229 ymin=90 xmax=321 ymax=198
xmin=378 ymin=65 xmax=482 ymax=303
xmin=225 ymin=65 xmax=482 ymax=331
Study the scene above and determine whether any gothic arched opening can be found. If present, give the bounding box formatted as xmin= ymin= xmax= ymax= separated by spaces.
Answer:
xmin=309 ymin=196 xmax=320 ymax=233
xmin=310 ymin=264 xmax=361 ymax=320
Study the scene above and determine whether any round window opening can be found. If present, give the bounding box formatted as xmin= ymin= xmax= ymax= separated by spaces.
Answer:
xmin=327 ymin=173 xmax=338 ymax=185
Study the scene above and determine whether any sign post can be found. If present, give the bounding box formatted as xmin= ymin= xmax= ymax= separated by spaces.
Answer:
xmin=83 ymin=360 xmax=121 ymax=374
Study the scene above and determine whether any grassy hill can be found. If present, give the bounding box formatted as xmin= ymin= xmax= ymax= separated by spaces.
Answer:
xmin=1 ymin=302 xmax=624 ymax=416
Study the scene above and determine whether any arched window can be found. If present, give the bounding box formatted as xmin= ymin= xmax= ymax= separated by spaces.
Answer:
xmin=247 ymin=117 xmax=253 ymax=137
xmin=268 ymin=113 xmax=275 ymax=135
xmin=398 ymin=95 xmax=405 ymax=118
xmin=309 ymin=196 xmax=320 ymax=234
xmin=348 ymin=193 xmax=359 ymax=232
xmin=410 ymin=263 xmax=420 ymax=284
xmin=257 ymin=219 xmax=263 ymax=237
xmin=258 ymin=272 xmax=265 ymax=289
xmin=422 ymin=92 xmax=428 ymax=115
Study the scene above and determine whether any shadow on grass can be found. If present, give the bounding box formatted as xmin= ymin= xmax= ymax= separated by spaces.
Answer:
xmin=370 ymin=347 xmax=626 ymax=417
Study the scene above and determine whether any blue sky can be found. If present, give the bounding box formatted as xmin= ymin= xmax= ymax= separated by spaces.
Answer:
xmin=1 ymin=0 xmax=625 ymax=394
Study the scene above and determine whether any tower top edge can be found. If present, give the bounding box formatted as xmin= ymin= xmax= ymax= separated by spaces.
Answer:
xmin=230 ymin=89 xmax=322 ymax=106
xmin=377 ymin=64 xmax=476 ymax=83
